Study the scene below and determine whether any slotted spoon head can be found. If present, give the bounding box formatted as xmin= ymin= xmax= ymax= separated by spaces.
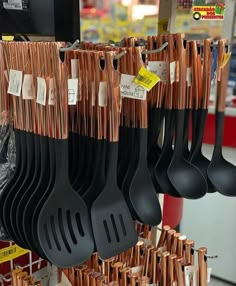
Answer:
xmin=91 ymin=142 xmax=138 ymax=260
xmin=37 ymin=139 xmax=94 ymax=268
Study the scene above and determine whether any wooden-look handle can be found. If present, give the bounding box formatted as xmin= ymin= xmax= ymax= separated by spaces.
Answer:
xmin=177 ymin=235 xmax=187 ymax=257
xmin=185 ymin=240 xmax=195 ymax=265
xmin=157 ymin=225 xmax=171 ymax=249
xmin=217 ymin=39 xmax=229 ymax=112
xmin=171 ymin=233 xmax=182 ymax=254
xmin=202 ymin=39 xmax=213 ymax=109
xmin=168 ymin=254 xmax=177 ymax=285
xmin=161 ymin=251 xmax=170 ymax=286
xmin=167 ymin=229 xmax=176 ymax=252
xmin=176 ymin=34 xmax=187 ymax=110
xmin=175 ymin=257 xmax=184 ymax=286
xmin=198 ymin=247 xmax=208 ymax=286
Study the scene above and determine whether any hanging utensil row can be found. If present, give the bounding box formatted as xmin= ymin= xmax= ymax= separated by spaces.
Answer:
xmin=58 ymin=226 xmax=214 ymax=286
xmin=0 ymin=34 xmax=233 ymax=269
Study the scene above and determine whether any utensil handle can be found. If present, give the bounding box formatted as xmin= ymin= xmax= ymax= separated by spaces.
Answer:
xmin=54 ymin=139 xmax=69 ymax=183
xmin=105 ymin=142 xmax=119 ymax=186
xmin=198 ymin=247 xmax=207 ymax=286
xmin=173 ymin=110 xmax=185 ymax=159
xmin=213 ymin=112 xmax=225 ymax=157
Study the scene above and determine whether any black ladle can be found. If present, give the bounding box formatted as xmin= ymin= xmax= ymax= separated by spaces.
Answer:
xmin=123 ymin=128 xmax=162 ymax=226
xmin=207 ymin=43 xmax=236 ymax=196
xmin=155 ymin=109 xmax=181 ymax=197
xmin=168 ymin=110 xmax=207 ymax=199
xmin=189 ymin=109 xmax=212 ymax=191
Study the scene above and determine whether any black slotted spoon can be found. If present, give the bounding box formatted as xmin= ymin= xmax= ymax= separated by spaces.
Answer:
xmin=91 ymin=51 xmax=138 ymax=260
xmin=37 ymin=46 xmax=94 ymax=267
xmin=207 ymin=40 xmax=236 ymax=196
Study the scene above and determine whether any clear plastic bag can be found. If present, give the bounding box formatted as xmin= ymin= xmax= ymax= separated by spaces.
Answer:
xmin=0 ymin=114 xmax=16 ymax=241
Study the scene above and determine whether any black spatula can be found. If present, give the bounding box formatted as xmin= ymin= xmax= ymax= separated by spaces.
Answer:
xmin=37 ymin=139 xmax=94 ymax=267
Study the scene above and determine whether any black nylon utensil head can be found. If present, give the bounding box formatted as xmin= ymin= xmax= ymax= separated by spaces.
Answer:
xmin=123 ymin=129 xmax=162 ymax=226
xmin=0 ymin=129 xmax=21 ymax=239
xmin=22 ymin=135 xmax=50 ymax=256
xmin=83 ymin=139 xmax=106 ymax=209
xmin=37 ymin=139 xmax=94 ymax=268
xmin=14 ymin=134 xmax=41 ymax=248
xmin=31 ymin=137 xmax=56 ymax=259
xmin=183 ymin=109 xmax=191 ymax=160
xmin=207 ymin=112 xmax=236 ymax=196
xmin=155 ymin=109 xmax=181 ymax=198
xmin=147 ymin=108 xmax=164 ymax=170
xmin=168 ymin=110 xmax=207 ymax=199
xmin=91 ymin=142 xmax=138 ymax=260
xmin=189 ymin=109 xmax=212 ymax=192
xmin=2 ymin=130 xmax=29 ymax=247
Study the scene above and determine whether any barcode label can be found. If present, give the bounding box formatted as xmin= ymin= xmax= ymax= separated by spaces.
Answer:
xmin=0 ymin=247 xmax=17 ymax=259
xmin=0 ymin=244 xmax=30 ymax=264
xmin=135 ymin=74 xmax=152 ymax=86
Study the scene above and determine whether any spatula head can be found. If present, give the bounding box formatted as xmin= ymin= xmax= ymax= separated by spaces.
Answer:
xmin=37 ymin=185 xmax=94 ymax=268
xmin=91 ymin=188 xmax=138 ymax=260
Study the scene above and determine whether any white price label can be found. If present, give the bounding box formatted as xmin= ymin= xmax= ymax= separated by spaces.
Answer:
xmin=207 ymin=268 xmax=212 ymax=284
xmin=120 ymin=74 xmax=147 ymax=101
xmin=187 ymin=67 xmax=192 ymax=87
xmin=98 ymin=82 xmax=107 ymax=107
xmin=71 ymin=59 xmax=78 ymax=79
xmin=170 ymin=62 xmax=176 ymax=84
xmin=184 ymin=266 xmax=198 ymax=286
xmin=3 ymin=0 xmax=23 ymax=10
xmin=36 ymin=77 xmax=47 ymax=106
xmin=148 ymin=61 xmax=167 ymax=83
xmin=8 ymin=69 xmax=23 ymax=97
xmin=68 ymin=79 xmax=78 ymax=106
xmin=48 ymin=78 xmax=55 ymax=106
xmin=22 ymin=74 xmax=34 ymax=100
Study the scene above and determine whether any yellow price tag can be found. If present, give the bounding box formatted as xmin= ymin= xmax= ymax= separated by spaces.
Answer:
xmin=158 ymin=18 xmax=169 ymax=35
xmin=221 ymin=52 xmax=231 ymax=68
xmin=2 ymin=35 xmax=14 ymax=41
xmin=0 ymin=244 xmax=30 ymax=264
xmin=134 ymin=67 xmax=160 ymax=92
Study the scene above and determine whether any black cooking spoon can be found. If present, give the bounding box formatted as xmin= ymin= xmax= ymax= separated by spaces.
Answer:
xmin=37 ymin=139 xmax=94 ymax=267
xmin=189 ymin=109 xmax=212 ymax=191
xmin=155 ymin=109 xmax=181 ymax=197
xmin=123 ymin=128 xmax=162 ymax=226
xmin=207 ymin=42 xmax=236 ymax=196
xmin=168 ymin=110 xmax=207 ymax=199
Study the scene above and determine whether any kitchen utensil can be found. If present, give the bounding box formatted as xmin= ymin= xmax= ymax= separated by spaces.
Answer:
xmin=167 ymin=35 xmax=207 ymax=199
xmin=189 ymin=40 xmax=213 ymax=192
xmin=154 ymin=34 xmax=180 ymax=197
xmin=122 ymin=47 xmax=162 ymax=226
xmin=207 ymin=40 xmax=236 ymax=196
xmin=91 ymin=51 xmax=138 ymax=260
xmin=198 ymin=247 xmax=207 ymax=286
xmin=37 ymin=45 xmax=94 ymax=267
